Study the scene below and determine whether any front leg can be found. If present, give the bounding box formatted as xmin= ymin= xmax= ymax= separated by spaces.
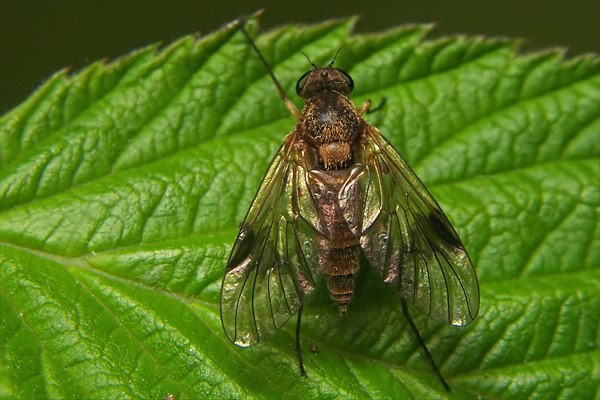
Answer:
xmin=356 ymin=100 xmax=372 ymax=116
xmin=357 ymin=98 xmax=387 ymax=116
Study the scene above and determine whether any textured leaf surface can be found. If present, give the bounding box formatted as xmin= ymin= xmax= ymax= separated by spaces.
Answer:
xmin=1 ymin=17 xmax=599 ymax=399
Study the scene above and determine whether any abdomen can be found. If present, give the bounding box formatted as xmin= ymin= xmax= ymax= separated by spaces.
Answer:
xmin=311 ymin=170 xmax=362 ymax=313
xmin=320 ymin=243 xmax=360 ymax=313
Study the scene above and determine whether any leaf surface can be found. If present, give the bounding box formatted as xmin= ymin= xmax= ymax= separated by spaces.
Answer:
xmin=1 ymin=17 xmax=599 ymax=399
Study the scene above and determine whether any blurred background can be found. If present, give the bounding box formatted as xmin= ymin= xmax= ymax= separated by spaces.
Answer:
xmin=1 ymin=0 xmax=599 ymax=114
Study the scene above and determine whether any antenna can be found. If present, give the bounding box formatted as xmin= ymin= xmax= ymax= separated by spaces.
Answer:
xmin=300 ymin=51 xmax=318 ymax=68
xmin=328 ymin=47 xmax=344 ymax=67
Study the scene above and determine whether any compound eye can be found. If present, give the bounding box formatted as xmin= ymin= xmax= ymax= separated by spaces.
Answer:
xmin=295 ymin=70 xmax=312 ymax=95
xmin=335 ymin=68 xmax=354 ymax=93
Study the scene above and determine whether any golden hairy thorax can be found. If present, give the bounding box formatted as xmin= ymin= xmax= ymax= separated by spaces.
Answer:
xmin=300 ymin=91 xmax=362 ymax=170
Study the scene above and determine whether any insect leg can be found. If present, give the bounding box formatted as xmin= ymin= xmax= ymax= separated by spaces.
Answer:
xmin=366 ymin=97 xmax=387 ymax=114
xmin=400 ymin=299 xmax=450 ymax=391
xmin=356 ymin=100 xmax=372 ymax=115
xmin=238 ymin=18 xmax=301 ymax=120
xmin=357 ymin=98 xmax=388 ymax=116
xmin=296 ymin=302 xmax=307 ymax=376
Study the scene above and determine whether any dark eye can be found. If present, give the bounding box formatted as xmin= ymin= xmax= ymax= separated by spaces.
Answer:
xmin=296 ymin=70 xmax=312 ymax=95
xmin=335 ymin=69 xmax=354 ymax=93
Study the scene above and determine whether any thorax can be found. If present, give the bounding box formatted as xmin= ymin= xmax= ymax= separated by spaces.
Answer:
xmin=299 ymin=91 xmax=363 ymax=170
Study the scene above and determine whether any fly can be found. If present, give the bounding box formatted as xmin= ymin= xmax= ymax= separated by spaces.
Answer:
xmin=220 ymin=18 xmax=479 ymax=390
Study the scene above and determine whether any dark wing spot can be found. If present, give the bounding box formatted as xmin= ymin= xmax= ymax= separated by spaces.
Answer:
xmin=429 ymin=211 xmax=463 ymax=249
xmin=226 ymin=228 xmax=256 ymax=270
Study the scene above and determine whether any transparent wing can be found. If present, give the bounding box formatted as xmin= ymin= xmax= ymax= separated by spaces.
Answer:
xmin=220 ymin=132 xmax=322 ymax=347
xmin=358 ymin=126 xmax=479 ymax=326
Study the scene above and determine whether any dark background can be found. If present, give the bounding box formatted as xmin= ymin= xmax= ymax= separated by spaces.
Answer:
xmin=1 ymin=0 xmax=599 ymax=115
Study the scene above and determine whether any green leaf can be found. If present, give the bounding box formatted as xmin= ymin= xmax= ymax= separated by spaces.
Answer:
xmin=1 ymin=16 xmax=599 ymax=399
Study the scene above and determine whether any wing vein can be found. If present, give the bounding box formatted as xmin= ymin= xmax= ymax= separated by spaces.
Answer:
xmin=407 ymin=199 xmax=451 ymax=322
